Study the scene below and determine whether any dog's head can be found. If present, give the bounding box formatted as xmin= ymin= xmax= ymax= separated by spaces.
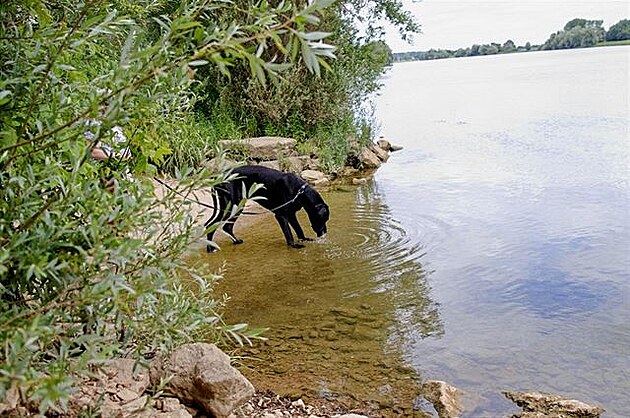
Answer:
xmin=299 ymin=183 xmax=330 ymax=237
xmin=308 ymin=202 xmax=329 ymax=237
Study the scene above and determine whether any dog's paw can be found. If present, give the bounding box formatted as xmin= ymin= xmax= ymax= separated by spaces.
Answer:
xmin=289 ymin=242 xmax=305 ymax=249
xmin=206 ymin=243 xmax=220 ymax=253
xmin=233 ymin=239 xmax=244 ymax=245
xmin=300 ymin=237 xmax=315 ymax=242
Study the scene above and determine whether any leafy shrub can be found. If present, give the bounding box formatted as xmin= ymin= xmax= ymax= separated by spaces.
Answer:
xmin=189 ymin=0 xmax=419 ymax=172
xmin=0 ymin=0 xmax=335 ymax=413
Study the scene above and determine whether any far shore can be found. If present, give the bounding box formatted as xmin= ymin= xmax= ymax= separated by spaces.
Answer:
xmin=392 ymin=39 xmax=630 ymax=63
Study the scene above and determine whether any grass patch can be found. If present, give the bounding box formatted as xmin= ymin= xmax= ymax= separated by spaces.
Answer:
xmin=596 ymin=40 xmax=630 ymax=47
xmin=160 ymin=110 xmax=245 ymax=174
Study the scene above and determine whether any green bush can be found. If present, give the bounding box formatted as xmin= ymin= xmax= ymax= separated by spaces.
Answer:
xmin=189 ymin=0 xmax=418 ymax=172
xmin=0 ymin=0 xmax=335 ymax=413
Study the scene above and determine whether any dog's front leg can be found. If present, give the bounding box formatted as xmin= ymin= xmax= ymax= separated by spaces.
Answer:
xmin=287 ymin=213 xmax=313 ymax=241
xmin=275 ymin=214 xmax=304 ymax=248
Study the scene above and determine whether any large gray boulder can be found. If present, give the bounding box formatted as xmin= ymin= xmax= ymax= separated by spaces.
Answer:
xmin=150 ymin=343 xmax=254 ymax=418
xmin=300 ymin=169 xmax=329 ymax=186
xmin=358 ymin=148 xmax=382 ymax=169
xmin=503 ymin=391 xmax=605 ymax=418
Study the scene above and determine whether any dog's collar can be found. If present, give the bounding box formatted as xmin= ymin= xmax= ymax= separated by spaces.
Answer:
xmin=268 ymin=183 xmax=309 ymax=212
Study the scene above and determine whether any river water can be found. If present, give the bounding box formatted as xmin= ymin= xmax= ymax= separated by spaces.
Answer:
xmin=203 ymin=46 xmax=629 ymax=416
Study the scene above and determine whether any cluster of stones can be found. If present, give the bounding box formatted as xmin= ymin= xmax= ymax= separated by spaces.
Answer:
xmin=11 ymin=343 xmax=368 ymax=418
xmin=216 ymin=136 xmax=402 ymax=186
xmin=56 ymin=344 xmax=603 ymax=418
xmin=418 ymin=381 xmax=605 ymax=418
xmin=2 ymin=336 xmax=605 ymax=417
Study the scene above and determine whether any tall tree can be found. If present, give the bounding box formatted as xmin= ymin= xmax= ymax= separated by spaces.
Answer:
xmin=606 ymin=19 xmax=630 ymax=41
xmin=543 ymin=18 xmax=605 ymax=50
xmin=564 ymin=18 xmax=603 ymax=31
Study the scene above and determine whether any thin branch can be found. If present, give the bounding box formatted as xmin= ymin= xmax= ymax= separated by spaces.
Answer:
xmin=16 ymin=190 xmax=61 ymax=233
xmin=0 ymin=283 xmax=86 ymax=329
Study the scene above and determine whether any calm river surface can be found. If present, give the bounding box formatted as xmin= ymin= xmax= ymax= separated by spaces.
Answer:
xmin=204 ymin=46 xmax=629 ymax=416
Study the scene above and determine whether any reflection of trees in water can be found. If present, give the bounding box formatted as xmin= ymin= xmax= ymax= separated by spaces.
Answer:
xmin=354 ymin=181 xmax=444 ymax=343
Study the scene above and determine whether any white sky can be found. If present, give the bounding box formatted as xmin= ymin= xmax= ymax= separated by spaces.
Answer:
xmin=386 ymin=0 xmax=630 ymax=52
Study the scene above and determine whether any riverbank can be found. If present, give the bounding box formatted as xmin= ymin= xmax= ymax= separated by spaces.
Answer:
xmin=393 ymin=37 xmax=630 ymax=63
xmin=230 ymin=390 xmax=372 ymax=417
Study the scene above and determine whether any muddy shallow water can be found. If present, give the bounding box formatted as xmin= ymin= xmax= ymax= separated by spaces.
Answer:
xmin=193 ymin=182 xmax=439 ymax=415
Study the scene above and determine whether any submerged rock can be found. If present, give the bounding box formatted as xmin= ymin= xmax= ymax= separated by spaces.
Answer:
xmin=377 ymin=137 xmax=403 ymax=152
xmin=422 ymin=380 xmax=463 ymax=418
xmin=503 ymin=391 xmax=605 ymax=418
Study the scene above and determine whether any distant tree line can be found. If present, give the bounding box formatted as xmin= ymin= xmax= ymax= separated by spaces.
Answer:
xmin=393 ymin=18 xmax=630 ymax=62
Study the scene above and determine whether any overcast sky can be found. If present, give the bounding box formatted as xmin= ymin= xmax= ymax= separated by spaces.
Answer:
xmin=386 ymin=0 xmax=629 ymax=52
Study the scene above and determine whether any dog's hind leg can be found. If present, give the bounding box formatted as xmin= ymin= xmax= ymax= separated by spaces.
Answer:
xmin=204 ymin=189 xmax=224 ymax=253
xmin=205 ymin=228 xmax=221 ymax=252
xmin=222 ymin=208 xmax=244 ymax=245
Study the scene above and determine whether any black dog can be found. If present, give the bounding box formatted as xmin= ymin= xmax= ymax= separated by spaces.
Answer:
xmin=205 ymin=165 xmax=330 ymax=252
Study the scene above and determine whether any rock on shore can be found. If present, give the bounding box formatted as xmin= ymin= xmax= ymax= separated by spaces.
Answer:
xmin=218 ymin=135 xmax=403 ymax=186
xmin=150 ymin=343 xmax=254 ymax=418
xmin=503 ymin=391 xmax=605 ymax=418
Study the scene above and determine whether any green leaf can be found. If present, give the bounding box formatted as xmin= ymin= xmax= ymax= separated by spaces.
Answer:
xmin=247 ymin=56 xmax=267 ymax=85
xmin=33 ymin=64 xmax=47 ymax=74
xmin=300 ymin=38 xmax=320 ymax=76
xmin=309 ymin=0 xmax=336 ymax=10
xmin=188 ymin=60 xmax=209 ymax=67
xmin=57 ymin=64 xmax=76 ymax=71
xmin=255 ymin=41 xmax=265 ymax=58
xmin=0 ymin=90 xmax=11 ymax=106
xmin=269 ymin=33 xmax=288 ymax=55
xmin=297 ymin=13 xmax=320 ymax=26
xmin=298 ymin=31 xmax=331 ymax=41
